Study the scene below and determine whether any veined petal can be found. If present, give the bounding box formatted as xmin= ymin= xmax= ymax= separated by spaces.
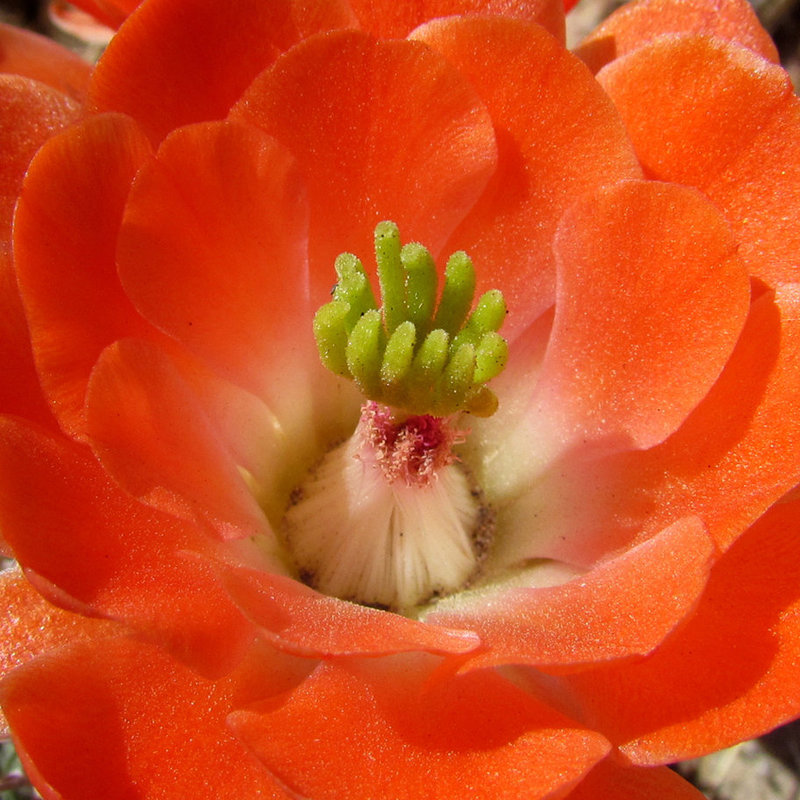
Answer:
xmin=229 ymin=658 xmax=611 ymax=800
xmin=558 ymin=500 xmax=800 ymax=764
xmin=13 ymin=113 xmax=154 ymax=436
xmin=535 ymin=180 xmax=748 ymax=450
xmin=412 ymin=16 xmax=642 ymax=331
xmin=599 ymin=36 xmax=800 ymax=286
xmin=350 ymin=0 xmax=565 ymax=43
xmin=425 ymin=517 xmax=714 ymax=670
xmin=230 ymin=30 xmax=498 ymax=307
xmin=1 ymin=637 xmax=304 ymax=799
xmin=0 ymin=23 xmax=91 ymax=102
xmin=89 ymin=0 xmax=357 ymax=143
xmin=0 ymin=417 xmax=255 ymax=677
xmin=117 ymin=119 xmax=314 ymax=407
xmin=575 ymin=0 xmax=778 ymax=73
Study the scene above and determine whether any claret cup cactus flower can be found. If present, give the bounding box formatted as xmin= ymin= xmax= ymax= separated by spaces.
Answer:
xmin=1 ymin=0 xmax=800 ymax=797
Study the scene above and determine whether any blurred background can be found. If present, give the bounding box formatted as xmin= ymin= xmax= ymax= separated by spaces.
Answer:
xmin=0 ymin=0 xmax=798 ymax=798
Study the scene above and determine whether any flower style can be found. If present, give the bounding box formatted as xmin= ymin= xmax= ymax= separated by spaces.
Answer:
xmin=2 ymin=0 xmax=800 ymax=797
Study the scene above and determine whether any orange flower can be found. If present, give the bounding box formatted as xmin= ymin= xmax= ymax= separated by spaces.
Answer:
xmin=1 ymin=1 xmax=800 ymax=797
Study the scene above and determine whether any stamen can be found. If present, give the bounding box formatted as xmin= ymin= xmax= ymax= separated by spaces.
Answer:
xmin=296 ymin=224 xmax=504 ymax=610
xmin=282 ymin=403 xmax=488 ymax=610
xmin=313 ymin=222 xmax=508 ymax=417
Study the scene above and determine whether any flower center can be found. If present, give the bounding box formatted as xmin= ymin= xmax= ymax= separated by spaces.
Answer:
xmin=282 ymin=223 xmax=507 ymax=611
xmin=283 ymin=402 xmax=494 ymax=610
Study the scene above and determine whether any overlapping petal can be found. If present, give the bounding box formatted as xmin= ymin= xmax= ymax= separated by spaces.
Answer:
xmin=413 ymin=16 xmax=643 ymax=329
xmin=0 ymin=75 xmax=81 ymax=235
xmin=229 ymin=657 xmax=611 ymax=800
xmin=349 ymin=0 xmax=565 ymax=41
xmin=89 ymin=0 xmax=357 ymax=143
xmin=575 ymin=0 xmax=778 ymax=72
xmin=599 ymin=35 xmax=800 ymax=286
xmin=0 ymin=416 xmax=255 ymax=677
xmin=13 ymin=113 xmax=154 ymax=435
xmin=0 ymin=24 xmax=91 ymax=102
xmin=468 ymin=179 xmax=749 ymax=521
xmin=230 ymin=29 xmax=498 ymax=306
xmin=557 ymin=499 xmax=800 ymax=763
xmin=86 ymin=339 xmax=275 ymax=540
xmin=219 ymin=565 xmax=482 ymax=657
xmin=494 ymin=283 xmax=800 ymax=570
xmin=588 ymin=284 xmax=800 ymax=560
xmin=116 ymin=120 xmax=312 ymax=405
xmin=535 ymin=179 xmax=748 ymax=450
xmin=1 ymin=637 xmax=306 ymax=800
xmin=0 ymin=569 xmax=120 ymax=736
xmin=0 ymin=75 xmax=80 ymax=427
xmin=426 ymin=516 xmax=715 ymax=670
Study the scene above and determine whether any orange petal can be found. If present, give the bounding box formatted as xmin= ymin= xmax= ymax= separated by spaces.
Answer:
xmin=230 ymin=658 xmax=611 ymax=800
xmin=0 ymin=75 xmax=80 ymax=235
xmin=0 ymin=568 xmax=118 ymax=681
xmin=0 ymin=417 xmax=255 ymax=677
xmin=0 ymin=252 xmax=52 ymax=428
xmin=599 ymin=36 xmax=800 ymax=286
xmin=1 ymin=637 xmax=302 ymax=799
xmin=230 ymin=30 xmax=498 ymax=308
xmin=0 ymin=23 xmax=91 ymax=102
xmin=412 ymin=16 xmax=642 ymax=331
xmin=87 ymin=339 xmax=274 ymax=541
xmin=219 ymin=565 xmax=480 ymax=657
xmin=348 ymin=0 xmax=565 ymax=42
xmin=157 ymin=349 xmax=318 ymax=526
xmin=117 ymin=120 xmax=313 ymax=404
xmin=0 ymin=568 xmax=119 ymax=736
xmin=559 ymin=500 xmax=800 ymax=763
xmin=519 ymin=283 xmax=800 ymax=568
xmin=534 ymin=180 xmax=748 ymax=450
xmin=89 ymin=0 xmax=356 ymax=143
xmin=575 ymin=0 xmax=777 ymax=73
xmin=567 ymin=760 xmax=707 ymax=800
xmin=0 ymin=75 xmax=80 ymax=427
xmin=601 ymin=284 xmax=800 ymax=556
xmin=426 ymin=516 xmax=714 ymax=670
xmin=13 ymin=113 xmax=154 ymax=436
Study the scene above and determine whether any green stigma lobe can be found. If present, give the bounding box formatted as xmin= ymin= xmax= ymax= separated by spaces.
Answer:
xmin=313 ymin=222 xmax=508 ymax=417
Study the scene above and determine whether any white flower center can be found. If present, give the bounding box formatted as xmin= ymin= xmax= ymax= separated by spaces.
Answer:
xmin=282 ymin=402 xmax=491 ymax=610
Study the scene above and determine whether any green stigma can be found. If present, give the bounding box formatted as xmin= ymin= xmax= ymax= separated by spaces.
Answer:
xmin=313 ymin=221 xmax=508 ymax=417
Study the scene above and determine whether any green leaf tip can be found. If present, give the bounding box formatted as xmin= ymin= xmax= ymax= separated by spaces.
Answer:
xmin=313 ymin=221 xmax=508 ymax=417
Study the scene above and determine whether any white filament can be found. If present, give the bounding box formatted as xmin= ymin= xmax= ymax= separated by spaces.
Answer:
xmin=283 ymin=433 xmax=481 ymax=610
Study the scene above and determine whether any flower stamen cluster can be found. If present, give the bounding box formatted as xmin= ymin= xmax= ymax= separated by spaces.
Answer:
xmin=313 ymin=221 xmax=508 ymax=417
